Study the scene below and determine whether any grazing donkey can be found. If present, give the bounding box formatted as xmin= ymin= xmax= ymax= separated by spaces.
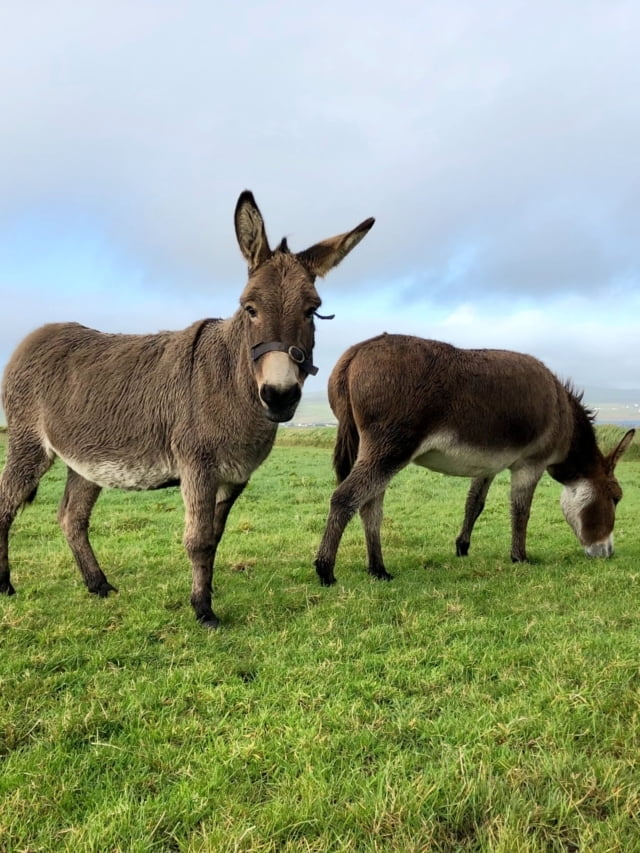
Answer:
xmin=0 ymin=191 xmax=374 ymax=627
xmin=315 ymin=334 xmax=635 ymax=585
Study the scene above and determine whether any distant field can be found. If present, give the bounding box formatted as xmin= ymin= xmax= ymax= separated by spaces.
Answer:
xmin=1 ymin=427 xmax=639 ymax=851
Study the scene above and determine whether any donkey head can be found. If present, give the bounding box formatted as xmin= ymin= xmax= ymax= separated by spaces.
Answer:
xmin=560 ymin=429 xmax=635 ymax=557
xmin=235 ymin=191 xmax=374 ymax=422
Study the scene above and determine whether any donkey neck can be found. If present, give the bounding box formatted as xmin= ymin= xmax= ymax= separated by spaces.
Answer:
xmin=224 ymin=308 xmax=263 ymax=393
xmin=547 ymin=395 xmax=601 ymax=484
xmin=188 ymin=312 xmax=273 ymax=423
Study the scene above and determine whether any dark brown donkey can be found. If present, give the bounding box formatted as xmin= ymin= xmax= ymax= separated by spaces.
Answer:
xmin=315 ymin=334 xmax=635 ymax=585
xmin=0 ymin=191 xmax=374 ymax=627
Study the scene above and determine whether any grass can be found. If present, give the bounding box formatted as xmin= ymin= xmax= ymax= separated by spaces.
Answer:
xmin=0 ymin=427 xmax=639 ymax=852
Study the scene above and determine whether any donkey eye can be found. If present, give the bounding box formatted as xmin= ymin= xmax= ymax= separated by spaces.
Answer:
xmin=245 ymin=304 xmax=257 ymax=319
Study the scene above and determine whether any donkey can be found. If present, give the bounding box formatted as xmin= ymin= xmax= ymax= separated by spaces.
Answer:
xmin=0 ymin=191 xmax=374 ymax=627
xmin=314 ymin=333 xmax=635 ymax=585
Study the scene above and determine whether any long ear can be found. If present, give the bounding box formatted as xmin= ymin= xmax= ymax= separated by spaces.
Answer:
xmin=235 ymin=190 xmax=272 ymax=273
xmin=607 ymin=428 xmax=635 ymax=471
xmin=297 ymin=217 xmax=375 ymax=277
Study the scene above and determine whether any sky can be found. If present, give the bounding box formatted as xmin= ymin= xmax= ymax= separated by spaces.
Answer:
xmin=1 ymin=0 xmax=639 ymax=413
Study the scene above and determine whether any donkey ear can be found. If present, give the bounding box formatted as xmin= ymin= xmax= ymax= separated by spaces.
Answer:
xmin=297 ymin=217 xmax=375 ymax=277
xmin=235 ymin=190 xmax=272 ymax=273
xmin=607 ymin=428 xmax=635 ymax=471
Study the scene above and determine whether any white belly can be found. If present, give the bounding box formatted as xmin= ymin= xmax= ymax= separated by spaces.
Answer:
xmin=411 ymin=430 xmax=519 ymax=477
xmin=53 ymin=449 xmax=178 ymax=490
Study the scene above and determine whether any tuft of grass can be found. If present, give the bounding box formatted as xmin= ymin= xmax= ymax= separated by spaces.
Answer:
xmin=596 ymin=424 xmax=640 ymax=460
xmin=0 ymin=430 xmax=639 ymax=851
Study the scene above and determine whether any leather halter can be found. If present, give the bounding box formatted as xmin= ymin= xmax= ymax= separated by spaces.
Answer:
xmin=251 ymin=342 xmax=319 ymax=376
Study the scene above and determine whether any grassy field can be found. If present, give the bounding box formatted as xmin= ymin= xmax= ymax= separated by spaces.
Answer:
xmin=1 ymin=427 xmax=639 ymax=852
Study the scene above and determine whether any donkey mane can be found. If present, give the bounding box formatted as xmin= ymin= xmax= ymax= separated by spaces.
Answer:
xmin=563 ymin=380 xmax=596 ymax=424
xmin=545 ymin=381 xmax=600 ymax=482
xmin=189 ymin=318 xmax=221 ymax=373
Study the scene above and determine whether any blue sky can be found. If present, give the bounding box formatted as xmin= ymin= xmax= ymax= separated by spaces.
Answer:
xmin=1 ymin=0 xmax=639 ymax=405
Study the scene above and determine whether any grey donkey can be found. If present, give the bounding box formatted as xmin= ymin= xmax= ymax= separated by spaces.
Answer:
xmin=0 ymin=191 xmax=374 ymax=627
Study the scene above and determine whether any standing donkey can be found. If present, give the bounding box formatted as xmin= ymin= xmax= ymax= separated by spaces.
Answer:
xmin=315 ymin=333 xmax=635 ymax=586
xmin=0 ymin=191 xmax=374 ymax=627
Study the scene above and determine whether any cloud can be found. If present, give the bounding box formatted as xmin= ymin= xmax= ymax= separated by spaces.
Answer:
xmin=308 ymin=296 xmax=640 ymax=398
xmin=0 ymin=0 xmax=639 ymax=399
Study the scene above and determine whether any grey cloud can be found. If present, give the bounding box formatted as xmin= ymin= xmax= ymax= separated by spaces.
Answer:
xmin=1 ymin=1 xmax=638 ymax=300
xmin=0 ymin=0 xmax=639 ymax=398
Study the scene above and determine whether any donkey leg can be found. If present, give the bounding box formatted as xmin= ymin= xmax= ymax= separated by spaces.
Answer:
xmin=359 ymin=491 xmax=392 ymax=580
xmin=213 ymin=483 xmax=246 ymax=544
xmin=509 ymin=467 xmax=543 ymax=563
xmin=315 ymin=458 xmax=399 ymax=586
xmin=181 ymin=474 xmax=222 ymax=629
xmin=455 ymin=476 xmax=495 ymax=557
xmin=57 ymin=468 xmax=115 ymax=597
xmin=0 ymin=438 xmax=52 ymax=595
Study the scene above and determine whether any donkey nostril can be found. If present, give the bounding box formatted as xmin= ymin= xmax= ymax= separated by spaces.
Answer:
xmin=260 ymin=384 xmax=301 ymax=412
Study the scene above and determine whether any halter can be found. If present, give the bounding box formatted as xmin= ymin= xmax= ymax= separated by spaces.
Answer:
xmin=251 ymin=342 xmax=319 ymax=376
xmin=249 ymin=312 xmax=334 ymax=377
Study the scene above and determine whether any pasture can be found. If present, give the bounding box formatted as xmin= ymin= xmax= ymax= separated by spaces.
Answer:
xmin=1 ymin=427 xmax=639 ymax=852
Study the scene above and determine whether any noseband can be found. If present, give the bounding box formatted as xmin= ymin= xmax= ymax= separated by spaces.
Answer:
xmin=251 ymin=342 xmax=319 ymax=376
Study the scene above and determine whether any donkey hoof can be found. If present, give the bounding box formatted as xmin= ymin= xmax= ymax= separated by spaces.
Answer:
xmin=314 ymin=559 xmax=336 ymax=587
xmin=197 ymin=612 xmax=220 ymax=630
xmin=370 ymin=568 xmax=393 ymax=582
xmin=456 ymin=540 xmax=470 ymax=557
xmin=0 ymin=581 xmax=16 ymax=596
xmin=90 ymin=580 xmax=118 ymax=598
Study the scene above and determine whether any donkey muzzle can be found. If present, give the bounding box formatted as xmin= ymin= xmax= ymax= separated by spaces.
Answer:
xmin=584 ymin=539 xmax=614 ymax=558
xmin=259 ymin=382 xmax=302 ymax=422
xmin=252 ymin=342 xmax=310 ymax=422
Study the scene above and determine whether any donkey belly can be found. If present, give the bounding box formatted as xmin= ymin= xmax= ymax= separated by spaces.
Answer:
xmin=411 ymin=432 xmax=520 ymax=478
xmin=48 ymin=443 xmax=179 ymax=490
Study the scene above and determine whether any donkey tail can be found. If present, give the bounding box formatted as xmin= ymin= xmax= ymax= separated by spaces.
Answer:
xmin=333 ymin=417 xmax=359 ymax=484
xmin=20 ymin=486 xmax=39 ymax=510
xmin=329 ymin=355 xmax=360 ymax=484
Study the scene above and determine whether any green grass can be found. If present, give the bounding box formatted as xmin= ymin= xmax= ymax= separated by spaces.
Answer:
xmin=1 ymin=428 xmax=639 ymax=852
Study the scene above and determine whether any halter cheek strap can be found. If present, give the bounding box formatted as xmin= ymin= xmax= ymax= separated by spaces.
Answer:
xmin=251 ymin=342 xmax=319 ymax=376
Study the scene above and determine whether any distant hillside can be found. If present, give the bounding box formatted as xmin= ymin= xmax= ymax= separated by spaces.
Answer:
xmin=583 ymin=386 xmax=640 ymax=405
xmin=284 ymin=392 xmax=336 ymax=427
xmin=287 ymin=389 xmax=640 ymax=428
xmin=582 ymin=387 xmax=640 ymax=425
